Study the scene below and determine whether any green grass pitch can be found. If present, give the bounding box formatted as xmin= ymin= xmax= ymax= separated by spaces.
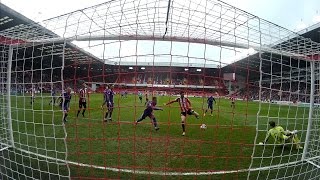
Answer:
xmin=1 ymin=93 xmax=312 ymax=179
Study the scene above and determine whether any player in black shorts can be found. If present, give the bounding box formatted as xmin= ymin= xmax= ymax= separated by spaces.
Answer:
xmin=77 ymin=81 xmax=93 ymax=118
xmin=230 ymin=97 xmax=235 ymax=109
xmin=164 ymin=91 xmax=199 ymax=136
xmin=77 ymin=83 xmax=87 ymax=118
xmin=144 ymin=91 xmax=149 ymax=105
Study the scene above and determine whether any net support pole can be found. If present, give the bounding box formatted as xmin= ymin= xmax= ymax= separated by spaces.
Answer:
xmin=302 ymin=60 xmax=315 ymax=161
xmin=61 ymin=40 xmax=71 ymax=178
xmin=6 ymin=45 xmax=14 ymax=148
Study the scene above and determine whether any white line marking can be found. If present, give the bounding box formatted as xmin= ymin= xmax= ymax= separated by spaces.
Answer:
xmin=14 ymin=147 xmax=305 ymax=176
xmin=14 ymin=110 xmax=255 ymax=127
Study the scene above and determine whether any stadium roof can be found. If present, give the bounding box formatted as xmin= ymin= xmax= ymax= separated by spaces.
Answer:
xmin=0 ymin=3 xmax=102 ymax=65
xmin=297 ymin=22 xmax=320 ymax=43
xmin=222 ymin=22 xmax=320 ymax=80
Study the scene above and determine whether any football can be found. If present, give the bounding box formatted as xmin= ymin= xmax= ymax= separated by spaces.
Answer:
xmin=200 ymin=124 xmax=207 ymax=130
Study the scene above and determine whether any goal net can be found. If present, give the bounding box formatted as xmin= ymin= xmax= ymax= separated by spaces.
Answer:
xmin=0 ymin=0 xmax=320 ymax=179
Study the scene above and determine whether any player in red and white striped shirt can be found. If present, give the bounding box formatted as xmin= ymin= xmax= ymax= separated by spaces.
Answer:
xmin=77 ymin=82 xmax=90 ymax=118
xmin=164 ymin=91 xmax=199 ymax=136
xmin=144 ymin=90 xmax=149 ymax=105
xmin=30 ymin=86 xmax=36 ymax=105
xmin=230 ymin=96 xmax=235 ymax=109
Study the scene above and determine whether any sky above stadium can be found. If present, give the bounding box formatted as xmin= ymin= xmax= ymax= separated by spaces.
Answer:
xmin=2 ymin=0 xmax=320 ymax=68
xmin=3 ymin=0 xmax=320 ymax=31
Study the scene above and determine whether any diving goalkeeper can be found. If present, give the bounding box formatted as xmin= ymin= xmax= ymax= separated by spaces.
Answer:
xmin=261 ymin=121 xmax=302 ymax=150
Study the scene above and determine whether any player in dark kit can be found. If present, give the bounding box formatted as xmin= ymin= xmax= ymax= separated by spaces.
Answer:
xmin=57 ymin=92 xmax=63 ymax=108
xmin=135 ymin=96 xmax=162 ymax=131
xmin=101 ymin=84 xmax=115 ymax=122
xmin=204 ymin=95 xmax=216 ymax=116
xmin=62 ymin=87 xmax=72 ymax=123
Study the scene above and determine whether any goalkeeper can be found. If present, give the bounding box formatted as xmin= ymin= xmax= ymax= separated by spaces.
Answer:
xmin=262 ymin=121 xmax=302 ymax=150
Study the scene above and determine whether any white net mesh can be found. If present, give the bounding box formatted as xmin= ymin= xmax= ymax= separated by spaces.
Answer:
xmin=247 ymin=52 xmax=320 ymax=179
xmin=0 ymin=41 xmax=70 ymax=179
xmin=0 ymin=0 xmax=320 ymax=179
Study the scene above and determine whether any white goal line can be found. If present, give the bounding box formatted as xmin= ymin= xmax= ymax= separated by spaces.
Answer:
xmin=11 ymin=146 xmax=310 ymax=176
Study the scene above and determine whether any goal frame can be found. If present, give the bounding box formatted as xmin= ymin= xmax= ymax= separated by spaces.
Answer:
xmin=0 ymin=45 xmax=14 ymax=152
xmin=1 ymin=0 xmax=320 ymax=177
xmin=1 ymin=34 xmax=319 ymax=175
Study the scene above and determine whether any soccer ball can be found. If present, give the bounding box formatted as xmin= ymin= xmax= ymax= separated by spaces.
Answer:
xmin=200 ymin=124 xmax=207 ymax=130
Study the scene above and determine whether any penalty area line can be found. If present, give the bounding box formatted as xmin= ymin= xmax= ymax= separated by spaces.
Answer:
xmin=30 ymin=111 xmax=250 ymax=127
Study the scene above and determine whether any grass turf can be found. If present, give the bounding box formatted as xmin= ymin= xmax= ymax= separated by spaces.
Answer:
xmin=0 ymin=93 xmax=315 ymax=179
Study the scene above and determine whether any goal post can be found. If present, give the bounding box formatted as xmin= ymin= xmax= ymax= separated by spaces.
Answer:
xmin=0 ymin=44 xmax=11 ymax=151
xmin=0 ymin=45 xmax=14 ymax=151
xmin=5 ymin=45 xmax=14 ymax=148
xmin=0 ymin=40 xmax=71 ymax=179
xmin=302 ymin=60 xmax=315 ymax=161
